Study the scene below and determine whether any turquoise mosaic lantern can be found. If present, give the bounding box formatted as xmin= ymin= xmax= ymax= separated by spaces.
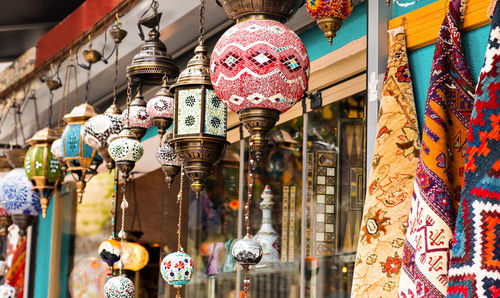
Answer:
xmin=61 ymin=103 xmax=102 ymax=203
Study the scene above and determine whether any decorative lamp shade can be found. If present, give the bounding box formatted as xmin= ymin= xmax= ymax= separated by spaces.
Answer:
xmin=24 ymin=127 xmax=63 ymax=218
xmin=98 ymin=239 xmax=122 ymax=266
xmin=108 ymin=128 xmax=144 ymax=179
xmin=104 ymin=275 xmax=135 ymax=298
xmin=160 ymin=251 xmax=194 ymax=287
xmin=61 ymin=103 xmax=103 ymax=203
xmin=126 ymin=12 xmax=179 ymax=86
xmin=156 ymin=141 xmax=181 ymax=187
xmin=210 ymin=19 xmax=309 ymax=160
xmin=146 ymin=84 xmax=174 ymax=138
xmin=82 ymin=104 xmax=123 ymax=170
xmin=216 ymin=0 xmax=304 ymax=23
xmin=0 ymin=284 xmax=15 ymax=298
xmin=306 ymin=0 xmax=353 ymax=45
xmin=112 ymin=241 xmax=149 ymax=271
xmin=0 ymin=168 xmax=41 ymax=216
xmin=122 ymin=91 xmax=152 ymax=140
xmin=170 ymin=43 xmax=229 ymax=193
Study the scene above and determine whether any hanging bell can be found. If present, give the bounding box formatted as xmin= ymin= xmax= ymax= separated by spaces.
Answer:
xmin=126 ymin=11 xmax=179 ymax=86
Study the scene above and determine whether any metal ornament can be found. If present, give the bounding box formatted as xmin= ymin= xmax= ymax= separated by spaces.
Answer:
xmin=156 ymin=140 xmax=181 ymax=187
xmin=61 ymin=103 xmax=103 ymax=203
xmin=24 ymin=127 xmax=64 ymax=218
xmin=306 ymin=0 xmax=353 ymax=45
xmin=108 ymin=128 xmax=144 ymax=180
xmin=126 ymin=1 xmax=179 ymax=86
xmin=104 ymin=275 xmax=135 ymax=298
xmin=146 ymin=80 xmax=174 ymax=139
xmin=122 ymin=89 xmax=152 ymax=140
xmin=170 ymin=43 xmax=228 ymax=193
xmin=160 ymin=251 xmax=194 ymax=288
xmin=215 ymin=0 xmax=304 ymax=23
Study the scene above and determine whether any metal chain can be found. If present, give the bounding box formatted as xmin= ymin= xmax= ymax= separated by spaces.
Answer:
xmin=30 ymin=91 xmax=40 ymax=131
xmin=85 ymin=66 xmax=91 ymax=103
xmin=119 ymin=180 xmax=129 ymax=275
xmin=125 ymin=76 xmax=132 ymax=127
xmin=48 ymin=90 xmax=53 ymax=128
xmin=111 ymin=168 xmax=119 ymax=239
xmin=177 ymin=166 xmax=185 ymax=252
xmin=198 ymin=0 xmax=206 ymax=44
xmin=113 ymin=38 xmax=119 ymax=105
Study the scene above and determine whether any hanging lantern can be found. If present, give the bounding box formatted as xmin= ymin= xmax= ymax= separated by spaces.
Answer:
xmin=108 ymin=128 xmax=144 ymax=180
xmin=232 ymin=236 xmax=263 ymax=269
xmin=122 ymin=90 xmax=152 ymax=140
xmin=126 ymin=1 xmax=179 ymax=86
xmin=24 ymin=127 xmax=63 ymax=218
xmin=210 ymin=19 xmax=309 ymax=160
xmin=61 ymin=103 xmax=103 ymax=203
xmin=0 ymin=168 xmax=41 ymax=235
xmin=104 ymin=275 xmax=135 ymax=298
xmin=170 ymin=43 xmax=229 ymax=193
xmin=146 ymin=81 xmax=174 ymax=139
xmin=160 ymin=251 xmax=194 ymax=288
xmin=112 ymin=241 xmax=149 ymax=271
xmin=82 ymin=104 xmax=123 ymax=170
xmin=0 ymin=284 xmax=15 ymax=298
xmin=306 ymin=0 xmax=353 ymax=45
xmin=216 ymin=0 xmax=304 ymax=23
xmin=98 ymin=239 xmax=122 ymax=267
xmin=156 ymin=141 xmax=181 ymax=187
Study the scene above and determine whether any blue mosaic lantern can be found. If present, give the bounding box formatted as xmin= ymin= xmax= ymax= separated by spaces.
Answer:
xmin=61 ymin=103 xmax=103 ymax=203
xmin=170 ymin=43 xmax=228 ymax=193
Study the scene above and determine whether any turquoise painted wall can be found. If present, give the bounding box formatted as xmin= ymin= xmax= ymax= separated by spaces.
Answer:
xmin=300 ymin=1 xmax=367 ymax=61
xmin=395 ymin=1 xmax=490 ymax=128
xmin=33 ymin=198 xmax=54 ymax=298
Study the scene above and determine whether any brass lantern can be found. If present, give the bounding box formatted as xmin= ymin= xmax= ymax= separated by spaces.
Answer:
xmin=170 ymin=43 xmax=229 ymax=193
xmin=24 ymin=127 xmax=63 ymax=218
xmin=126 ymin=1 xmax=179 ymax=86
xmin=216 ymin=0 xmax=305 ymax=23
xmin=61 ymin=103 xmax=103 ymax=203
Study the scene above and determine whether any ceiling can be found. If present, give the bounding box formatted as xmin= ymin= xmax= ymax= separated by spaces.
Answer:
xmin=0 ymin=0 xmax=85 ymax=62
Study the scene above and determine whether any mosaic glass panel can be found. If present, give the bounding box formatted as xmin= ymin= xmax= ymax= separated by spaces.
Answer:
xmin=177 ymin=89 xmax=202 ymax=135
xmin=204 ymin=89 xmax=227 ymax=137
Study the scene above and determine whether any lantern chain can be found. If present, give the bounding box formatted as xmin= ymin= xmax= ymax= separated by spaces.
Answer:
xmin=125 ymin=75 xmax=132 ymax=127
xmin=118 ymin=179 xmax=129 ymax=275
xmin=198 ymin=0 xmax=206 ymax=44
xmin=177 ymin=165 xmax=185 ymax=252
xmin=29 ymin=91 xmax=41 ymax=131
xmin=48 ymin=90 xmax=53 ymax=128
xmin=110 ymin=169 xmax=119 ymax=239
xmin=85 ymin=66 xmax=91 ymax=103
xmin=113 ymin=37 xmax=119 ymax=105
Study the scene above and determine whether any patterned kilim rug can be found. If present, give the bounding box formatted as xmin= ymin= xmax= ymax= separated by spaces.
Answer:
xmin=351 ymin=27 xmax=420 ymax=297
xmin=447 ymin=1 xmax=500 ymax=296
xmin=398 ymin=0 xmax=475 ymax=296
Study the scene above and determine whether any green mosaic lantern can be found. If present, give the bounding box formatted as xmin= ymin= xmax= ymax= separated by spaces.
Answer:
xmin=24 ymin=127 xmax=63 ymax=218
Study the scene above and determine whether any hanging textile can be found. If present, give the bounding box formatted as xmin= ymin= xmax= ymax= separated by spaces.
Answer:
xmin=447 ymin=1 xmax=500 ymax=296
xmin=351 ymin=26 xmax=420 ymax=297
xmin=398 ymin=0 xmax=474 ymax=296
xmin=5 ymin=239 xmax=26 ymax=298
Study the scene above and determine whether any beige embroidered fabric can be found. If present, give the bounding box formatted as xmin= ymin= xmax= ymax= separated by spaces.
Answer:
xmin=351 ymin=27 xmax=420 ymax=297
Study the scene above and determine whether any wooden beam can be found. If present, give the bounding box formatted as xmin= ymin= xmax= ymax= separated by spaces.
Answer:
xmin=388 ymin=0 xmax=491 ymax=51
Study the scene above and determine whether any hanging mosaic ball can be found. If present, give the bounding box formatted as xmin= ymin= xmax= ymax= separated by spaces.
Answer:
xmin=210 ymin=19 xmax=309 ymax=114
xmin=146 ymin=91 xmax=174 ymax=122
xmin=0 ymin=168 xmax=41 ymax=215
xmin=51 ymin=139 xmax=63 ymax=158
xmin=82 ymin=114 xmax=123 ymax=150
xmin=0 ymin=284 xmax=15 ymax=298
xmin=156 ymin=143 xmax=181 ymax=167
xmin=104 ymin=275 xmax=135 ymax=298
xmin=232 ymin=236 xmax=263 ymax=266
xmin=121 ymin=105 xmax=152 ymax=131
xmin=160 ymin=251 xmax=194 ymax=287
xmin=108 ymin=135 xmax=144 ymax=163
xmin=98 ymin=239 xmax=122 ymax=266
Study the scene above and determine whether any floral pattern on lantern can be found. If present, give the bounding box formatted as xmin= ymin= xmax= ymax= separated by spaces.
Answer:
xmin=108 ymin=136 xmax=144 ymax=163
xmin=146 ymin=91 xmax=174 ymax=121
xmin=306 ymin=0 xmax=353 ymax=45
xmin=160 ymin=251 xmax=194 ymax=287
xmin=0 ymin=284 xmax=15 ymax=298
xmin=122 ymin=91 xmax=152 ymax=140
xmin=104 ymin=275 xmax=134 ymax=298
xmin=177 ymin=89 xmax=202 ymax=135
xmin=210 ymin=19 xmax=309 ymax=114
xmin=0 ymin=168 xmax=41 ymax=215
xmin=82 ymin=114 xmax=123 ymax=150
